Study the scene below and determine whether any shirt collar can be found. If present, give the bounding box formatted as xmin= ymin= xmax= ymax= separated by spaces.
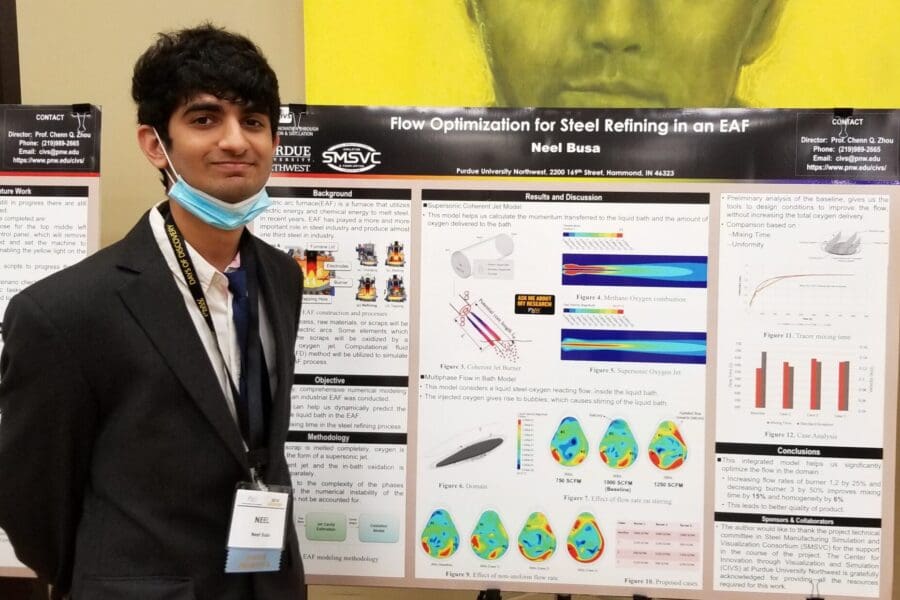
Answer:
xmin=149 ymin=202 xmax=238 ymax=292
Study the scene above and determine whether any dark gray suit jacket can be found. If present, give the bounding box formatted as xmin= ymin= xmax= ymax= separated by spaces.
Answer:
xmin=0 ymin=211 xmax=305 ymax=599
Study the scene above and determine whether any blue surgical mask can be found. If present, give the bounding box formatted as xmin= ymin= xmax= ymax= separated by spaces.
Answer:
xmin=153 ymin=129 xmax=272 ymax=230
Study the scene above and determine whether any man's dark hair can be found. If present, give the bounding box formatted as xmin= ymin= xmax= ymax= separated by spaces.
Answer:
xmin=131 ymin=23 xmax=280 ymax=145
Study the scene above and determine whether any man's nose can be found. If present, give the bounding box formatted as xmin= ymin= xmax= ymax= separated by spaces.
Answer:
xmin=218 ymin=118 xmax=250 ymax=153
xmin=580 ymin=0 xmax=651 ymax=54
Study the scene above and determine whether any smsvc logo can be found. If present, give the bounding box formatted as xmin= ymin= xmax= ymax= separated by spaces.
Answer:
xmin=322 ymin=142 xmax=381 ymax=173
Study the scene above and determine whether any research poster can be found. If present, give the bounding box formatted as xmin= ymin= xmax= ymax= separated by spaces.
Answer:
xmin=715 ymin=192 xmax=889 ymax=596
xmin=261 ymin=106 xmax=899 ymax=599
xmin=0 ymin=104 xmax=101 ymax=573
xmin=414 ymin=188 xmax=708 ymax=591
xmin=257 ymin=183 xmax=411 ymax=578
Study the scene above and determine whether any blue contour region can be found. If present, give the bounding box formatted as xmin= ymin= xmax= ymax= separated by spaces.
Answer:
xmin=561 ymin=253 xmax=708 ymax=288
xmin=556 ymin=438 xmax=583 ymax=462
xmin=651 ymin=436 xmax=687 ymax=462
xmin=552 ymin=417 xmax=587 ymax=463
xmin=560 ymin=329 xmax=707 ymax=365
xmin=519 ymin=531 xmax=555 ymax=557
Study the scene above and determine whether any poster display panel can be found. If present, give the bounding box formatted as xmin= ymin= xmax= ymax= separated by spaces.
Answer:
xmin=0 ymin=104 xmax=101 ymax=574
xmin=715 ymin=192 xmax=889 ymax=595
xmin=258 ymin=184 xmax=411 ymax=577
xmin=258 ymin=105 xmax=899 ymax=599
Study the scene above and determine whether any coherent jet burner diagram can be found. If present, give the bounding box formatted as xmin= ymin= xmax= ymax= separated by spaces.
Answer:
xmin=443 ymin=233 xmax=525 ymax=361
xmin=450 ymin=291 xmax=521 ymax=362
xmin=451 ymin=233 xmax=514 ymax=280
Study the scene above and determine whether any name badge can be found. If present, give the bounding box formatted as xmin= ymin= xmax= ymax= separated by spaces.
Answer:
xmin=225 ymin=485 xmax=289 ymax=572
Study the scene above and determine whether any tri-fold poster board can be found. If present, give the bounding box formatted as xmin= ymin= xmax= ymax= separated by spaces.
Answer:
xmin=2 ymin=104 xmax=899 ymax=599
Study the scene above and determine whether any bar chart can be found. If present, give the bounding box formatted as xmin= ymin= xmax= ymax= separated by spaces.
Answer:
xmin=718 ymin=334 xmax=882 ymax=448
xmin=753 ymin=351 xmax=851 ymax=412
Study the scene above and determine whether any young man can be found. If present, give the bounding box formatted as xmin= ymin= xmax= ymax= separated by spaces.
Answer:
xmin=468 ymin=0 xmax=787 ymax=108
xmin=0 ymin=25 xmax=305 ymax=599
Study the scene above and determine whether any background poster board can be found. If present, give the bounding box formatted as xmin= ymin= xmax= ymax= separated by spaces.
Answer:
xmin=303 ymin=0 xmax=900 ymax=109
xmin=0 ymin=104 xmax=101 ymax=575
xmin=258 ymin=106 xmax=900 ymax=599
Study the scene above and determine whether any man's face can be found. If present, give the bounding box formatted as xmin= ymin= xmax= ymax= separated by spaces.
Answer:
xmin=471 ymin=0 xmax=781 ymax=107
xmin=163 ymin=94 xmax=277 ymax=203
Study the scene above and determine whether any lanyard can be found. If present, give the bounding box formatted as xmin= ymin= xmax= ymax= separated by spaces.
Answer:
xmin=159 ymin=204 xmax=269 ymax=475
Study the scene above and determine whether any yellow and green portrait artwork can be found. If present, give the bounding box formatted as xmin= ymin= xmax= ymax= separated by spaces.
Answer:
xmin=304 ymin=0 xmax=900 ymax=108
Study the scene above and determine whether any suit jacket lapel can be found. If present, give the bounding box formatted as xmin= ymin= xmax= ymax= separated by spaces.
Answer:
xmin=114 ymin=214 xmax=248 ymax=470
xmin=254 ymin=239 xmax=294 ymax=454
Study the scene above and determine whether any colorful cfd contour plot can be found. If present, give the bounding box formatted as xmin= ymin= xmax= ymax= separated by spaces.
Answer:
xmin=648 ymin=420 xmax=688 ymax=470
xmin=561 ymin=253 xmax=708 ymax=288
xmin=421 ymin=509 xmax=460 ymax=559
xmin=517 ymin=512 xmax=557 ymax=562
xmin=470 ymin=510 xmax=510 ymax=560
xmin=599 ymin=418 xmax=639 ymax=469
xmin=566 ymin=512 xmax=604 ymax=563
xmin=550 ymin=416 xmax=589 ymax=466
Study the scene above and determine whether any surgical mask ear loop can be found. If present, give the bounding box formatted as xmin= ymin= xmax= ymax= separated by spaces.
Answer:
xmin=152 ymin=128 xmax=180 ymax=185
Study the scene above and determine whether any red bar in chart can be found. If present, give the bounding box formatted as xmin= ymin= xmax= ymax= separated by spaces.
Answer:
xmin=755 ymin=352 xmax=767 ymax=409
xmin=810 ymin=359 xmax=822 ymax=410
xmin=838 ymin=361 xmax=850 ymax=411
xmin=782 ymin=361 xmax=794 ymax=409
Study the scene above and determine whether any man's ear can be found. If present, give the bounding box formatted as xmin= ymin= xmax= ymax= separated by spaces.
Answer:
xmin=741 ymin=0 xmax=788 ymax=65
xmin=136 ymin=124 xmax=169 ymax=170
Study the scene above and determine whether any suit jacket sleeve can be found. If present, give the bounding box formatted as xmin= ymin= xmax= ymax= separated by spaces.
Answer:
xmin=0 ymin=289 xmax=98 ymax=592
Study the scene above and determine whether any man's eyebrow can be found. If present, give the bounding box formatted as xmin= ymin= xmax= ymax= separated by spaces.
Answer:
xmin=180 ymin=99 xmax=269 ymax=120
xmin=181 ymin=101 xmax=224 ymax=115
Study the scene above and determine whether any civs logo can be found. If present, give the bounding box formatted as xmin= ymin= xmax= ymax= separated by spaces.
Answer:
xmin=322 ymin=143 xmax=382 ymax=173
